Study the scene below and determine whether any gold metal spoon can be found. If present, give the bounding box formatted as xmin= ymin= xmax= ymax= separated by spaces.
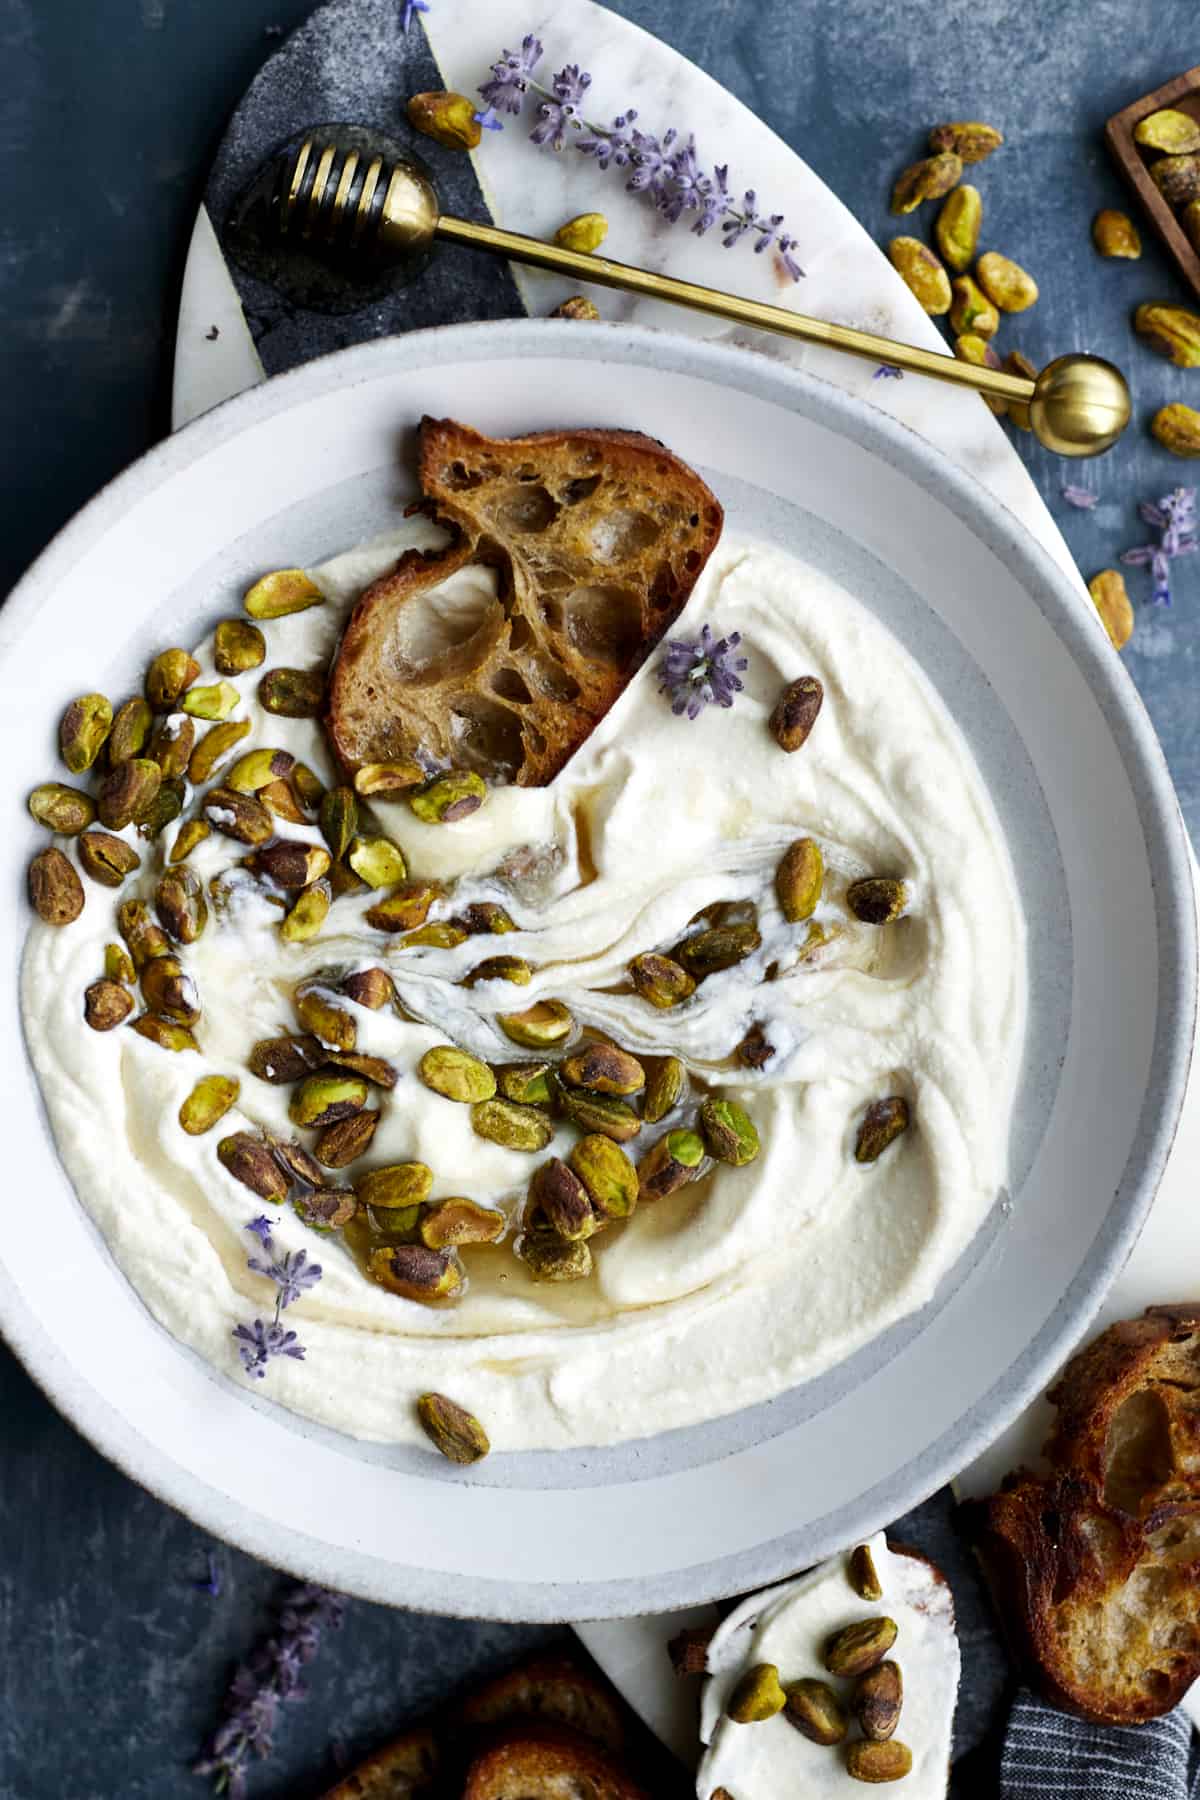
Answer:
xmin=263 ymin=134 xmax=1131 ymax=458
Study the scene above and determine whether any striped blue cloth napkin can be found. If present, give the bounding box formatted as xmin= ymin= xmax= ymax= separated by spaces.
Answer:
xmin=1000 ymin=1690 xmax=1200 ymax=1798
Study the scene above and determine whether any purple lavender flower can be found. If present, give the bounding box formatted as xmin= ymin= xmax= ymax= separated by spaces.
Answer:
xmin=247 ymin=1244 xmax=323 ymax=1311
xmin=1121 ymin=487 xmax=1197 ymax=606
xmin=477 ymin=45 xmax=803 ymax=280
xmin=476 ymin=34 xmax=544 ymax=123
xmin=400 ymin=0 xmax=429 ymax=30
xmin=234 ymin=1218 xmax=322 ymax=1380
xmin=658 ymin=623 xmax=748 ymax=720
xmin=234 ymin=1318 xmax=305 ymax=1380
xmin=195 ymin=1585 xmax=346 ymax=1795
xmin=1061 ymin=483 xmax=1098 ymax=510
xmin=874 ymin=363 xmax=904 ymax=380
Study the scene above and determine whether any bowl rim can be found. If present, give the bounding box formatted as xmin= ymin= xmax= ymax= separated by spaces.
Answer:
xmin=2 ymin=317 xmax=1194 ymax=1621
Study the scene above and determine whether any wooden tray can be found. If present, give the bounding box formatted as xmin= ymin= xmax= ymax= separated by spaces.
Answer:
xmin=1106 ymin=65 xmax=1200 ymax=302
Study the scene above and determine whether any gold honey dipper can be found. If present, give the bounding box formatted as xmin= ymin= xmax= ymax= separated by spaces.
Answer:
xmin=238 ymin=129 xmax=1130 ymax=458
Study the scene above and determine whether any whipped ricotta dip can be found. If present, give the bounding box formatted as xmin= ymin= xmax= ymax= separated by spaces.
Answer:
xmin=698 ymin=1532 xmax=960 ymax=1796
xmin=22 ymin=521 xmax=1026 ymax=1452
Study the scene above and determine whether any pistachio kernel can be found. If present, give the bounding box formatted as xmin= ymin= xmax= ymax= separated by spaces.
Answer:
xmin=243 ymin=568 xmax=324 ymax=619
xmin=849 ymin=1543 xmax=884 ymax=1601
xmin=226 ymin=747 xmax=295 ymax=794
xmin=928 ymin=120 xmax=1003 ymax=162
xmin=117 ymin=898 xmax=170 ymax=968
xmin=258 ymin=667 xmax=327 ymax=718
xmin=29 ymin=782 xmax=96 ymax=836
xmin=247 ymin=1034 xmax=324 ymax=1084
xmin=107 ymin=696 xmax=153 ymax=765
xmin=218 ymin=1132 xmax=289 ymax=1203
xmin=676 ymin=921 xmax=761 ymax=978
xmin=402 ymin=921 xmax=468 ymax=951
xmin=419 ymin=1198 xmax=506 ymax=1249
xmin=270 ymin=1139 xmax=329 ymax=1195
xmin=517 ymin=1232 xmax=594 ymax=1281
xmin=949 ymin=273 xmax=999 ymax=338
xmin=342 ymin=967 xmax=395 ymax=1010
xmin=212 ymin=618 xmax=266 ymax=675
xmin=1134 ymin=106 xmax=1200 ymax=155
xmin=954 ymin=333 xmax=1007 ymax=415
xmin=854 ymin=1659 xmax=903 ymax=1743
xmin=352 ymin=759 xmax=426 ymax=798
xmin=471 ymin=1097 xmax=555 ymax=1153
xmin=847 ymin=877 xmax=908 ymax=924
xmin=845 ymin=1740 xmax=913 ymax=1784
xmin=555 ymin=211 xmax=608 ymax=253
xmin=416 ymin=1392 xmax=490 ymax=1464
xmin=464 ymin=955 xmax=533 ymax=986
xmin=97 ymin=757 xmax=162 ymax=831
xmin=323 ymin=1050 xmax=397 ymax=1089
xmin=155 ymin=866 xmax=208 ymax=944
xmin=131 ymin=1014 xmax=198 ymax=1052
xmin=188 ymin=717 xmax=252 ymax=784
xmin=727 ymin=1663 xmax=787 ymax=1724
xmin=776 ymin=837 xmax=824 ymax=923
xmin=315 ymin=1110 xmax=379 ymax=1169
xmin=59 ymin=693 xmax=114 ymax=774
xmin=630 ymin=952 xmax=696 ymax=1008
xmin=1092 ymin=208 xmax=1142 ymax=260
xmin=137 ymin=777 xmax=185 ymax=842
xmin=179 ymin=1074 xmax=240 ymax=1135
xmin=629 ymin=1038 xmax=678 ymax=1112
xmin=328 ymin=858 xmax=366 ymax=900
xmin=355 ymin=1164 xmax=434 ymax=1210
xmin=769 ymin=673 xmax=824 ymax=752
xmin=1134 ymin=302 xmax=1200 ymax=368
xmin=180 ymin=680 xmax=240 ymax=722
xmin=824 ymin=1616 xmax=899 ymax=1679
xmin=497 ymin=999 xmax=573 ymax=1049
xmin=855 ymin=1097 xmax=910 ymax=1163
xmin=890 ymin=152 xmax=962 ymax=214
xmin=552 ymin=296 xmax=601 ymax=321
xmin=347 ymin=835 xmax=408 ymax=888
xmin=561 ymin=1042 xmax=645 ymax=1095
xmin=887 ymin=237 xmax=952 ymax=314
xmin=419 ymin=1045 xmax=497 ymax=1104
xmin=28 ymin=847 xmax=85 ymax=926
xmin=935 ymin=184 xmax=982 ymax=272
xmin=784 ymin=1678 xmax=849 ymax=1747
xmin=294 ymin=1189 xmax=358 ymax=1231
xmin=496 ymin=1063 xmax=554 ymax=1106
xmin=201 ymin=786 xmax=273 ymax=846
xmin=1088 ymin=569 xmax=1135 ymax=650
xmin=367 ymin=1244 xmax=463 ymax=1302
xmin=291 ymin=763 xmax=325 ymax=813
xmin=104 ymin=942 xmax=136 ymax=985
xmin=409 ymin=769 xmax=488 ymax=824
xmin=84 ymin=979 xmax=135 ymax=1032
xmin=280 ymin=881 xmax=332 ymax=944
xmin=458 ymin=902 xmax=517 ymax=935
xmin=975 ymin=251 xmax=1039 ymax=313
xmin=529 ymin=1158 xmax=597 ymax=1240
xmin=700 ymin=1097 xmax=760 ymax=1167
xmin=1151 ymin=402 xmax=1200 ymax=459
xmin=637 ymin=1128 xmax=705 ymax=1203
xmin=288 ymin=1072 xmax=369 ymax=1129
xmin=559 ymin=1087 xmax=642 ymax=1143
xmin=253 ymin=841 xmax=332 ymax=890
xmin=145 ymin=651 xmax=200 ymax=713
xmin=294 ymin=985 xmax=357 ymax=1051
xmin=364 ymin=881 xmax=443 ymax=933
xmin=1151 ymin=153 xmax=1200 ymax=208
xmin=319 ymin=787 xmax=359 ymax=862
xmin=140 ymin=955 xmax=200 ymax=1026
xmin=406 ymin=90 xmax=483 ymax=152
xmin=78 ymin=830 xmax=141 ymax=888
xmin=569 ymin=1133 xmax=638 ymax=1219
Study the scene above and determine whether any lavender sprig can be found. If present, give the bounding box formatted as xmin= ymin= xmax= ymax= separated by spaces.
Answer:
xmin=873 ymin=363 xmax=903 ymax=380
xmin=234 ymin=1218 xmax=321 ymax=1380
xmin=400 ymin=0 xmax=430 ymax=30
xmin=1121 ymin=487 xmax=1197 ymax=607
xmin=1061 ymin=484 xmax=1098 ymax=511
xmin=658 ymin=623 xmax=748 ymax=720
xmin=194 ymin=1584 xmax=346 ymax=1797
xmin=193 ymin=1552 xmax=222 ymax=1599
xmin=477 ymin=37 xmax=803 ymax=280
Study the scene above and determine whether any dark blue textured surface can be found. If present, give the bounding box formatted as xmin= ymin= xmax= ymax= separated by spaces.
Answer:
xmin=1 ymin=2 xmax=1197 ymax=1794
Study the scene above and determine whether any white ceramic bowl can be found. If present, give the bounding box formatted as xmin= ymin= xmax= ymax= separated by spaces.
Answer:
xmin=2 ymin=322 xmax=1193 ymax=1620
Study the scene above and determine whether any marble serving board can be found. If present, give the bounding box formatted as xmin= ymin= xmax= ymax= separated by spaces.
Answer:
xmin=172 ymin=0 xmax=1200 ymax=1763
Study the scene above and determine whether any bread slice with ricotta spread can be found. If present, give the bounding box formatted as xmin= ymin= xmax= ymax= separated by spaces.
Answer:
xmin=326 ymin=419 xmax=724 ymax=787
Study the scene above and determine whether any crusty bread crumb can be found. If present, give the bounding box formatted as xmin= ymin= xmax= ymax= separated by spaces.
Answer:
xmin=327 ymin=419 xmax=723 ymax=787
xmin=964 ymin=1304 xmax=1200 ymax=1723
xmin=461 ymin=1725 xmax=650 ymax=1800
xmin=454 ymin=1655 xmax=626 ymax=1753
xmin=320 ymin=1724 xmax=439 ymax=1798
